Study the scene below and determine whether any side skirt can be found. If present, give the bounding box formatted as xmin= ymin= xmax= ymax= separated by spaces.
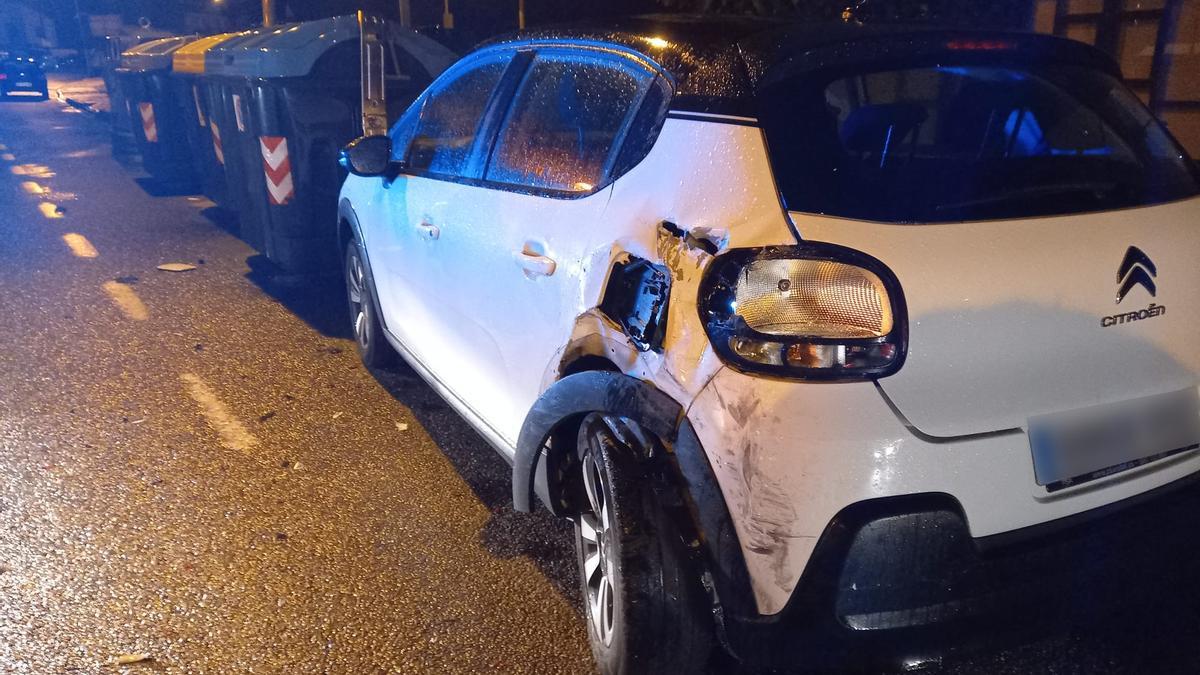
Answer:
xmin=380 ymin=327 xmax=517 ymax=466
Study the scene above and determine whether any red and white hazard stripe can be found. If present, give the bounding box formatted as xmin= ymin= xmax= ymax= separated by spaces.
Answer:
xmin=139 ymin=103 xmax=158 ymax=143
xmin=260 ymin=136 xmax=294 ymax=206
xmin=211 ymin=122 xmax=224 ymax=166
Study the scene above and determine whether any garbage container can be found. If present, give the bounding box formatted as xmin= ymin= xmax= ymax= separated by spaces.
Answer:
xmin=101 ymin=37 xmax=138 ymax=161
xmin=116 ymin=36 xmax=200 ymax=187
xmin=203 ymin=15 xmax=455 ymax=273
xmin=171 ymin=33 xmax=242 ymax=206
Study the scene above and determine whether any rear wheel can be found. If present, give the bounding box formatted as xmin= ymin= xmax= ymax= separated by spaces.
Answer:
xmin=573 ymin=412 xmax=712 ymax=675
xmin=344 ymin=239 xmax=393 ymax=369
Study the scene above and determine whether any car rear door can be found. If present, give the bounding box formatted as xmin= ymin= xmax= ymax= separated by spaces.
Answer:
xmin=420 ymin=49 xmax=661 ymax=445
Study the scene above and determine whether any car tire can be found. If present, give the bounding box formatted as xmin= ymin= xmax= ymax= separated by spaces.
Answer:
xmin=573 ymin=412 xmax=713 ymax=675
xmin=344 ymin=238 xmax=394 ymax=369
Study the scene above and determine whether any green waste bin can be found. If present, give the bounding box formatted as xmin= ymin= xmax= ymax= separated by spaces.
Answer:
xmin=203 ymin=16 xmax=455 ymax=273
xmin=117 ymin=36 xmax=200 ymax=187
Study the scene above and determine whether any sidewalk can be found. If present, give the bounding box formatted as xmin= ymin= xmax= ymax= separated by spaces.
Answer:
xmin=48 ymin=74 xmax=111 ymax=114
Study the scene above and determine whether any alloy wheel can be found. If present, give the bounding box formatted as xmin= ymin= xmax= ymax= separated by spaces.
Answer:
xmin=346 ymin=248 xmax=371 ymax=353
xmin=579 ymin=419 xmax=620 ymax=647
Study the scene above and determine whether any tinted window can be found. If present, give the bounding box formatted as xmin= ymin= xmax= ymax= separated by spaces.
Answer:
xmin=611 ymin=76 xmax=672 ymax=179
xmin=486 ymin=54 xmax=650 ymax=192
xmin=760 ymin=64 xmax=1200 ymax=223
xmin=404 ymin=54 xmax=510 ymax=177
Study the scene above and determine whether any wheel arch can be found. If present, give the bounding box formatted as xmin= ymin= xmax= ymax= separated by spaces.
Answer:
xmin=512 ymin=371 xmax=682 ymax=515
xmin=513 ymin=370 xmax=761 ymax=624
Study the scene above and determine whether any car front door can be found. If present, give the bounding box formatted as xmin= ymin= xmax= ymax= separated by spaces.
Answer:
xmin=423 ymin=49 xmax=661 ymax=445
xmin=368 ymin=51 xmax=515 ymax=374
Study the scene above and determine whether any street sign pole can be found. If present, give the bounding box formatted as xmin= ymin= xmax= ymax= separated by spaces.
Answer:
xmin=262 ymin=0 xmax=275 ymax=28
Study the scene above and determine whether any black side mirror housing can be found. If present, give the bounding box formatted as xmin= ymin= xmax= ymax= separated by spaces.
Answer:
xmin=339 ymin=135 xmax=396 ymax=177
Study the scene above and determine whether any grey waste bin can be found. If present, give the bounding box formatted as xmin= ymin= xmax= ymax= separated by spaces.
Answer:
xmin=203 ymin=16 xmax=455 ymax=273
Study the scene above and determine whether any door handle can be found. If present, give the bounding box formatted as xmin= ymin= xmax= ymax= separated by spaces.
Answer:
xmin=514 ymin=248 xmax=557 ymax=278
xmin=417 ymin=220 xmax=440 ymax=241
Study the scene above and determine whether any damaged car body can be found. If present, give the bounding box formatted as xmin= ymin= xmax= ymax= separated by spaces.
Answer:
xmin=336 ymin=15 xmax=1200 ymax=673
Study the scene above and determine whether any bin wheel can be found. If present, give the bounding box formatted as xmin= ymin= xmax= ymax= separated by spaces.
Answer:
xmin=344 ymin=239 xmax=394 ymax=369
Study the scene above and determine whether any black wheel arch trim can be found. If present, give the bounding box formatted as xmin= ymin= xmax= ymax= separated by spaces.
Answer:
xmin=337 ymin=199 xmax=389 ymax=334
xmin=513 ymin=371 xmax=760 ymax=620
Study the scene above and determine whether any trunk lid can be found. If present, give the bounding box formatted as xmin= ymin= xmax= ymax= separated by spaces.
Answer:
xmin=796 ymin=199 xmax=1200 ymax=437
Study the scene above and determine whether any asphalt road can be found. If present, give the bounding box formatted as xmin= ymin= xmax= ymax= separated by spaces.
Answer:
xmin=1 ymin=87 xmax=1199 ymax=674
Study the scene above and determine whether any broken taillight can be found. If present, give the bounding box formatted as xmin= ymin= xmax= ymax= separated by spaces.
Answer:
xmin=698 ymin=243 xmax=907 ymax=381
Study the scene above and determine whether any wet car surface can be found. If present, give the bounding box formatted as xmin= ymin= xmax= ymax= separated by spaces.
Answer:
xmin=0 ymin=80 xmax=1198 ymax=674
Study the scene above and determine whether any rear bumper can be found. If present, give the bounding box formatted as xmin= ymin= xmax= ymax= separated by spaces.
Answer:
xmin=687 ymin=369 xmax=1200 ymax=615
xmin=2 ymin=78 xmax=47 ymax=93
xmin=720 ymin=473 xmax=1200 ymax=669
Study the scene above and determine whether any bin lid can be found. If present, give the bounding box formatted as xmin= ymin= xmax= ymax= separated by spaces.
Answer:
xmin=173 ymin=32 xmax=243 ymax=75
xmin=205 ymin=15 xmax=456 ymax=80
xmin=120 ymin=36 xmax=198 ymax=71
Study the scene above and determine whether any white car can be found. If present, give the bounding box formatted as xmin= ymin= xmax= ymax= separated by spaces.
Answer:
xmin=336 ymin=16 xmax=1200 ymax=672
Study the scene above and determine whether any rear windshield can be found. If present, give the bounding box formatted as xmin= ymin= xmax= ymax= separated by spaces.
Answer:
xmin=759 ymin=62 xmax=1200 ymax=223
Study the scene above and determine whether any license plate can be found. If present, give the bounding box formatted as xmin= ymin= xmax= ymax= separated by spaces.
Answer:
xmin=1029 ymin=388 xmax=1200 ymax=491
xmin=15 ymin=82 xmax=31 ymax=87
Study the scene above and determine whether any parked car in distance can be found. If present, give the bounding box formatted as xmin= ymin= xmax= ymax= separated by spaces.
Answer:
xmin=337 ymin=15 xmax=1200 ymax=673
xmin=0 ymin=51 xmax=49 ymax=99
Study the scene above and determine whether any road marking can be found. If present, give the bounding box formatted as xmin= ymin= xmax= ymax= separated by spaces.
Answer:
xmin=179 ymin=373 xmax=259 ymax=452
xmin=11 ymin=164 xmax=53 ymax=177
xmin=38 ymin=202 xmax=62 ymax=219
xmin=101 ymin=281 xmax=148 ymax=321
xmin=21 ymin=181 xmax=44 ymax=195
xmin=1 ymin=153 xmax=14 ymax=161
xmin=62 ymin=233 xmax=98 ymax=258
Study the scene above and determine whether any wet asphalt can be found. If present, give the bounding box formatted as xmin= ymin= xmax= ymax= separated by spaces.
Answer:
xmin=1 ymin=88 xmax=1200 ymax=674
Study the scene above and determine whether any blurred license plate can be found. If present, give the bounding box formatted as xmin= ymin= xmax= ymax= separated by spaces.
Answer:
xmin=1029 ymin=388 xmax=1200 ymax=491
xmin=15 ymin=82 xmax=31 ymax=87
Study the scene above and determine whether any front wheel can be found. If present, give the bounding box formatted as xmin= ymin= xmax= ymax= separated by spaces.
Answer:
xmin=573 ymin=412 xmax=713 ymax=675
xmin=344 ymin=239 xmax=394 ymax=369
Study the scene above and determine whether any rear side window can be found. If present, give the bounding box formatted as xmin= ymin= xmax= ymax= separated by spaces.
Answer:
xmin=760 ymin=63 xmax=1200 ymax=223
xmin=403 ymin=53 xmax=511 ymax=178
xmin=486 ymin=53 xmax=651 ymax=193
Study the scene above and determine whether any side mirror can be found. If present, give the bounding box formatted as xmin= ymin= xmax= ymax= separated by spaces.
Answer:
xmin=339 ymin=135 xmax=395 ymax=177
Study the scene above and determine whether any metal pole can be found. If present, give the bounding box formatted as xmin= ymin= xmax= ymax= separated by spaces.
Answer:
xmin=262 ymin=0 xmax=275 ymax=28
xmin=443 ymin=0 xmax=455 ymax=30
xmin=398 ymin=0 xmax=412 ymax=28
xmin=519 ymin=0 xmax=526 ymax=29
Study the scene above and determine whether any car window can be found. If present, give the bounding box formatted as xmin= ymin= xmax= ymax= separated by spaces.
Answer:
xmin=486 ymin=53 xmax=651 ymax=193
xmin=389 ymin=93 xmax=423 ymax=161
xmin=759 ymin=63 xmax=1200 ymax=223
xmin=404 ymin=53 xmax=511 ymax=177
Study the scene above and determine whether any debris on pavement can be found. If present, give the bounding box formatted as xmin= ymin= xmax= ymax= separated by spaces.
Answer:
xmin=396 ymin=422 xmax=409 ymax=432
xmin=157 ymin=263 xmax=198 ymax=273
xmin=332 ymin=412 xmax=343 ymax=420
xmin=115 ymin=275 xmax=138 ymax=285
xmin=258 ymin=411 xmax=277 ymax=423
xmin=112 ymin=653 xmax=152 ymax=666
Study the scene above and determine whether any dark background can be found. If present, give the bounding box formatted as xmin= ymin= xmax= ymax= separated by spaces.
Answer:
xmin=11 ymin=0 xmax=1036 ymax=52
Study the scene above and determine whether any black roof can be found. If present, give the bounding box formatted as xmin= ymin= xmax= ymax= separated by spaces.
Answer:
xmin=486 ymin=14 xmax=1120 ymax=115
